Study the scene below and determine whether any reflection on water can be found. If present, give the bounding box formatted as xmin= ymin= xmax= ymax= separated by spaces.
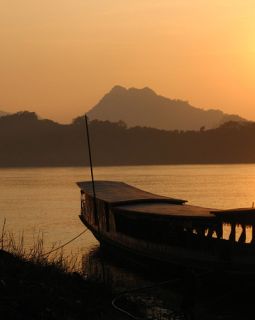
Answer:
xmin=83 ymin=246 xmax=154 ymax=291
xmin=82 ymin=246 xmax=255 ymax=320
xmin=82 ymin=246 xmax=186 ymax=320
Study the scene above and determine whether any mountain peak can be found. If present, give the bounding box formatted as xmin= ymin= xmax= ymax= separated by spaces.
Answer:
xmin=109 ymin=85 xmax=127 ymax=94
xmin=128 ymin=86 xmax=156 ymax=96
xmin=87 ymin=86 xmax=245 ymax=130
xmin=109 ymin=85 xmax=156 ymax=97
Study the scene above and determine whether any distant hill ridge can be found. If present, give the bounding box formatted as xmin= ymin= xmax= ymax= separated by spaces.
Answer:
xmin=0 ymin=111 xmax=255 ymax=167
xmin=87 ymin=85 xmax=245 ymax=131
xmin=0 ymin=111 xmax=9 ymax=117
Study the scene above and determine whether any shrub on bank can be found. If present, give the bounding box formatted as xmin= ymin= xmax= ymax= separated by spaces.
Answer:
xmin=0 ymin=223 xmax=113 ymax=320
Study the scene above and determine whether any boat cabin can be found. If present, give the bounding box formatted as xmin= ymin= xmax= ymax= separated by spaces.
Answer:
xmin=77 ymin=181 xmax=219 ymax=244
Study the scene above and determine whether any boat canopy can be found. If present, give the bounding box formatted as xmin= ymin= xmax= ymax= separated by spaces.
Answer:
xmin=77 ymin=181 xmax=187 ymax=206
xmin=77 ymin=181 xmax=216 ymax=221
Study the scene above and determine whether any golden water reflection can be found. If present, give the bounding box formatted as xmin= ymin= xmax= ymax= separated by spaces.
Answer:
xmin=1 ymin=164 xmax=255 ymax=253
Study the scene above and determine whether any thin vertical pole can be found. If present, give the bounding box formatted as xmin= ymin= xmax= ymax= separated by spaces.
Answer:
xmin=85 ymin=115 xmax=98 ymax=225
xmin=84 ymin=115 xmax=105 ymax=283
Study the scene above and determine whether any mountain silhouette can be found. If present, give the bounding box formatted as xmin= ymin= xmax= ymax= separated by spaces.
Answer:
xmin=87 ymin=85 xmax=245 ymax=130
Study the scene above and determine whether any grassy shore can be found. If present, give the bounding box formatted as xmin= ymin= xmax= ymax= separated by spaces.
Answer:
xmin=0 ymin=249 xmax=113 ymax=319
xmin=0 ymin=225 xmax=128 ymax=320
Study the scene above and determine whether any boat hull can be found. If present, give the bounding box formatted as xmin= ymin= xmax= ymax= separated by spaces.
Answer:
xmin=79 ymin=215 xmax=226 ymax=274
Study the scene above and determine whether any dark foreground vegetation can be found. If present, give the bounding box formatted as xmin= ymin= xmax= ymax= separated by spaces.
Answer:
xmin=0 ymin=249 xmax=122 ymax=320
xmin=1 ymin=111 xmax=255 ymax=166
xmin=0 ymin=223 xmax=124 ymax=320
xmin=1 ymin=230 xmax=255 ymax=320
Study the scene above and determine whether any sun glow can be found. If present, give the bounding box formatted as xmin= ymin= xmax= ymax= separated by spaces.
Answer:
xmin=1 ymin=0 xmax=255 ymax=122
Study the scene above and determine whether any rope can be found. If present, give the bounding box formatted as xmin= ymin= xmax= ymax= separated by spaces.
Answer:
xmin=42 ymin=228 xmax=88 ymax=257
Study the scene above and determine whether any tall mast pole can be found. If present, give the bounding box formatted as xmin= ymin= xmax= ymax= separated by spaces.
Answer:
xmin=84 ymin=115 xmax=105 ymax=282
xmin=85 ymin=115 xmax=98 ymax=224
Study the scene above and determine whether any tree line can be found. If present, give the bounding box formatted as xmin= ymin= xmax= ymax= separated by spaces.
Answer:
xmin=0 ymin=111 xmax=254 ymax=166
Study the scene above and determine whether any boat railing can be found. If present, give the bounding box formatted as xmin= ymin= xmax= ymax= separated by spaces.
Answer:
xmin=110 ymin=224 xmax=255 ymax=263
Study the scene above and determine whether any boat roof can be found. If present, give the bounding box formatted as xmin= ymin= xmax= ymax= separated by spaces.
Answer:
xmin=114 ymin=202 xmax=215 ymax=220
xmin=77 ymin=181 xmax=215 ymax=220
xmin=77 ymin=181 xmax=255 ymax=223
xmin=211 ymin=208 xmax=255 ymax=224
xmin=77 ymin=181 xmax=186 ymax=205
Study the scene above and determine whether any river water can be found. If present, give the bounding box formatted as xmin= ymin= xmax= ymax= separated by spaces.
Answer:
xmin=1 ymin=164 xmax=255 ymax=253
xmin=1 ymin=164 xmax=255 ymax=319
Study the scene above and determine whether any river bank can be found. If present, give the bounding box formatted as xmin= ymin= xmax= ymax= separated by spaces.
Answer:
xmin=0 ymin=249 xmax=129 ymax=320
xmin=2 ymin=246 xmax=255 ymax=320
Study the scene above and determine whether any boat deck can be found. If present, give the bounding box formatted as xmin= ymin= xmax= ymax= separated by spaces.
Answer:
xmin=114 ymin=202 xmax=215 ymax=219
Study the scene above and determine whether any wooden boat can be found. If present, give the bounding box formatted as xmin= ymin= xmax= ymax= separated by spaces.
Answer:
xmin=77 ymin=180 xmax=255 ymax=273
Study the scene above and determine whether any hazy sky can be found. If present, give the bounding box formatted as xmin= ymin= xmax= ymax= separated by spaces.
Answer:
xmin=1 ymin=0 xmax=255 ymax=123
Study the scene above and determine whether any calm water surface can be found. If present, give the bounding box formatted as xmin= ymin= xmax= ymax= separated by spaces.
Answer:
xmin=1 ymin=164 xmax=255 ymax=319
xmin=1 ymin=164 xmax=255 ymax=254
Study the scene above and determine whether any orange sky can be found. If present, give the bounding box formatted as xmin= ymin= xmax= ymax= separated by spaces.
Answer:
xmin=1 ymin=0 xmax=255 ymax=123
